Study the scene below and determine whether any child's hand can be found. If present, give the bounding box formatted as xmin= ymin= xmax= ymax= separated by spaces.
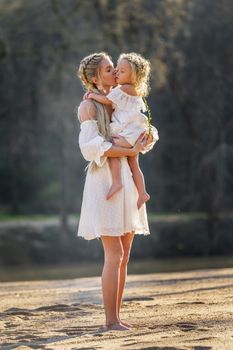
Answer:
xmin=113 ymin=135 xmax=132 ymax=148
xmin=111 ymin=134 xmax=119 ymax=145
xmin=111 ymin=133 xmax=120 ymax=139
xmin=83 ymin=92 xmax=92 ymax=100
xmin=83 ymin=92 xmax=101 ymax=100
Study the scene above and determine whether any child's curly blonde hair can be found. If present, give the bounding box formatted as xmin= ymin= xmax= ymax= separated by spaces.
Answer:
xmin=118 ymin=52 xmax=151 ymax=96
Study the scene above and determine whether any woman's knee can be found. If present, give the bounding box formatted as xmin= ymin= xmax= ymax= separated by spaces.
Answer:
xmin=121 ymin=249 xmax=131 ymax=266
xmin=101 ymin=237 xmax=124 ymax=266
xmin=105 ymin=249 xmax=123 ymax=266
xmin=120 ymin=232 xmax=134 ymax=266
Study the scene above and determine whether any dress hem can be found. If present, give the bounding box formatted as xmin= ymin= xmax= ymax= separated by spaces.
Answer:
xmin=77 ymin=229 xmax=150 ymax=241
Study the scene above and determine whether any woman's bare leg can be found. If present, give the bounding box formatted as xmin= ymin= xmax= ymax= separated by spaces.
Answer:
xmin=100 ymin=235 xmax=130 ymax=330
xmin=106 ymin=158 xmax=123 ymax=200
xmin=128 ymin=155 xmax=150 ymax=209
xmin=117 ymin=232 xmax=135 ymax=328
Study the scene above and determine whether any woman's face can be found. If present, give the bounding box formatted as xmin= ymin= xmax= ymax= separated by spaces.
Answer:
xmin=98 ymin=56 xmax=117 ymax=88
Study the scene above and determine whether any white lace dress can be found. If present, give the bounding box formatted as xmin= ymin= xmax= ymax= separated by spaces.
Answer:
xmin=77 ymin=99 xmax=159 ymax=241
xmin=107 ymin=86 xmax=149 ymax=146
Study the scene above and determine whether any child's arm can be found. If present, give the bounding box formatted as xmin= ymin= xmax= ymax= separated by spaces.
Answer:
xmin=86 ymin=92 xmax=112 ymax=106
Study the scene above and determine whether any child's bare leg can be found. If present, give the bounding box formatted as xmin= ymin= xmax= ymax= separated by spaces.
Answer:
xmin=106 ymin=135 xmax=130 ymax=200
xmin=128 ymin=155 xmax=150 ymax=209
xmin=107 ymin=157 xmax=123 ymax=200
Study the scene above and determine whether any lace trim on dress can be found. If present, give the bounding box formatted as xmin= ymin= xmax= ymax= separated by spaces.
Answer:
xmin=107 ymin=86 xmax=146 ymax=112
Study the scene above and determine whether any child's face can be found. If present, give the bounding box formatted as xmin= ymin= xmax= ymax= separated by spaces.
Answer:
xmin=116 ymin=59 xmax=133 ymax=85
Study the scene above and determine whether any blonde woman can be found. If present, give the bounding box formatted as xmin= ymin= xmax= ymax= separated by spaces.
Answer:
xmin=84 ymin=52 xmax=158 ymax=209
xmin=77 ymin=52 xmax=158 ymax=331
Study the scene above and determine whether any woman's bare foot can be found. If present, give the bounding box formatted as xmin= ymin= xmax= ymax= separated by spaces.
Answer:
xmin=137 ymin=192 xmax=150 ymax=209
xmin=106 ymin=183 xmax=123 ymax=200
xmin=104 ymin=322 xmax=130 ymax=331
xmin=120 ymin=320 xmax=133 ymax=328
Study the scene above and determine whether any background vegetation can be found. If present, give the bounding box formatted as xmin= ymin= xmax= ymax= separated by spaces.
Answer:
xmin=0 ymin=0 xmax=232 ymax=269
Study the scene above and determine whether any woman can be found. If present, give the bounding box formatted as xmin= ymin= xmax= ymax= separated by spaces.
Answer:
xmin=76 ymin=52 xmax=158 ymax=331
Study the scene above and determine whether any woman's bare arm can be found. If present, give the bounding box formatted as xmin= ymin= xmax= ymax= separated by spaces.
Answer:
xmin=112 ymin=133 xmax=153 ymax=150
xmin=104 ymin=145 xmax=135 ymax=157
xmin=104 ymin=132 xmax=146 ymax=158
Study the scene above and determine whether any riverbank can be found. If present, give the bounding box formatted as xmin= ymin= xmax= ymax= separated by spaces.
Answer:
xmin=1 ymin=256 xmax=233 ymax=282
xmin=0 ymin=267 xmax=233 ymax=349
xmin=1 ymin=214 xmax=233 ymax=267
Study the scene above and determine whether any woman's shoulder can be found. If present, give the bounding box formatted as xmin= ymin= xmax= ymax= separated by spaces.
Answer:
xmin=78 ymin=100 xmax=97 ymax=122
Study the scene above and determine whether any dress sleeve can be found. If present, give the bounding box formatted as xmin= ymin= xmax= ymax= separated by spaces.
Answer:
xmin=78 ymin=101 xmax=112 ymax=167
xmin=141 ymin=125 xmax=159 ymax=154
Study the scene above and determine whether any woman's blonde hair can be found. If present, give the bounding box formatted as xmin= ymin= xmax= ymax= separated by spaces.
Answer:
xmin=77 ymin=52 xmax=111 ymax=91
xmin=118 ymin=52 xmax=151 ymax=96
xmin=77 ymin=53 xmax=112 ymax=172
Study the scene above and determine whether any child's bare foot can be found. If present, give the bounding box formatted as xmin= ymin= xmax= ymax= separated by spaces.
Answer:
xmin=137 ymin=192 xmax=150 ymax=209
xmin=104 ymin=322 xmax=130 ymax=331
xmin=106 ymin=183 xmax=123 ymax=200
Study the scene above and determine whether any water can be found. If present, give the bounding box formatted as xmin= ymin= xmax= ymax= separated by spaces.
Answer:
xmin=0 ymin=256 xmax=233 ymax=283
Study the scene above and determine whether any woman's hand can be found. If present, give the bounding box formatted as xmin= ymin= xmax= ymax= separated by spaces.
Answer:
xmin=144 ymin=132 xmax=154 ymax=148
xmin=130 ymin=132 xmax=147 ymax=156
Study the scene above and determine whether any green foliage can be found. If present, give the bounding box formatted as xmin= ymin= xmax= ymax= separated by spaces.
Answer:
xmin=0 ymin=0 xmax=232 ymax=221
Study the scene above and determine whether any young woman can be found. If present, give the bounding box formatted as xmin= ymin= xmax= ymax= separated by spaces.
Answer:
xmin=76 ymin=52 xmax=158 ymax=331
xmin=84 ymin=52 xmax=158 ymax=209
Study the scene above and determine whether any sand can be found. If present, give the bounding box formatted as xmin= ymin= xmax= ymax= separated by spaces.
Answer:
xmin=0 ymin=267 xmax=233 ymax=350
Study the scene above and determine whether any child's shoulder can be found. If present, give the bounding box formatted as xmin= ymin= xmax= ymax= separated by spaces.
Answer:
xmin=107 ymin=85 xmax=145 ymax=112
xmin=119 ymin=84 xmax=138 ymax=97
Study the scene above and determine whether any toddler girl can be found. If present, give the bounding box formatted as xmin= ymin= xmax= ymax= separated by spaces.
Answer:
xmin=85 ymin=52 xmax=158 ymax=209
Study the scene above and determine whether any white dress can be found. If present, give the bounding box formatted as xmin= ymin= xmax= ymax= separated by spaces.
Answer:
xmin=77 ymin=99 xmax=159 ymax=241
xmin=107 ymin=86 xmax=149 ymax=146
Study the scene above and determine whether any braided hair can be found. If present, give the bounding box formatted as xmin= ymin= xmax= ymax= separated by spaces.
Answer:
xmin=78 ymin=52 xmax=111 ymax=91
xmin=117 ymin=52 xmax=151 ymax=97
xmin=77 ymin=53 xmax=112 ymax=165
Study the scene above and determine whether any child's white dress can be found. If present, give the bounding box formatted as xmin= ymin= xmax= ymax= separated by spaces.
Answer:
xmin=107 ymin=86 xmax=149 ymax=146
xmin=77 ymin=99 xmax=159 ymax=241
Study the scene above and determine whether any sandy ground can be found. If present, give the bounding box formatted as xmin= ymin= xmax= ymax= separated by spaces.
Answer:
xmin=0 ymin=268 xmax=233 ymax=350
